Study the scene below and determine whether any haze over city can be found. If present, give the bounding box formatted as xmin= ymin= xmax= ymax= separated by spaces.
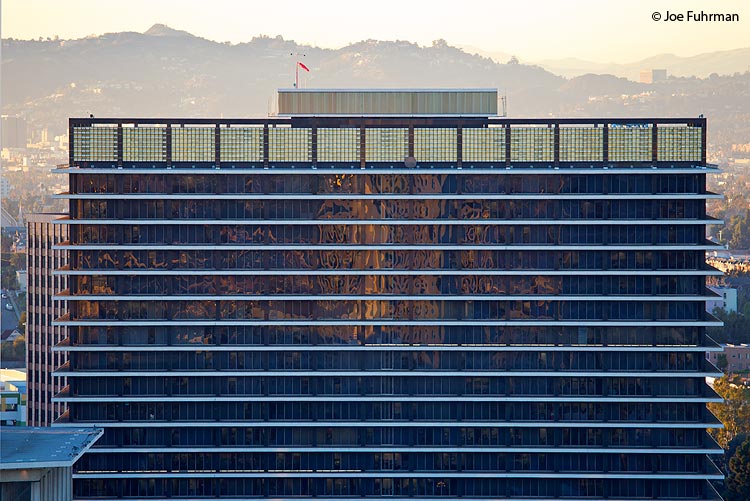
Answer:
xmin=3 ymin=0 xmax=750 ymax=63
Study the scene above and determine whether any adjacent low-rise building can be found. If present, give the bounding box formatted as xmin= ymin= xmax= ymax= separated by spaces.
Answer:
xmin=0 ymin=427 xmax=102 ymax=501
xmin=707 ymin=344 xmax=750 ymax=372
xmin=0 ymin=369 xmax=27 ymax=426
xmin=706 ymin=285 xmax=738 ymax=313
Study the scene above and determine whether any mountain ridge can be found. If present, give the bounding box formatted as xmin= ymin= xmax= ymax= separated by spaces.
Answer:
xmin=2 ymin=24 xmax=748 ymax=160
xmin=5 ymin=24 xmax=748 ymax=80
xmin=537 ymin=46 xmax=750 ymax=79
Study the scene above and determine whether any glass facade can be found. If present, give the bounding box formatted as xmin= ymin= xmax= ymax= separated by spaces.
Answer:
xmin=55 ymin=115 xmax=722 ymax=500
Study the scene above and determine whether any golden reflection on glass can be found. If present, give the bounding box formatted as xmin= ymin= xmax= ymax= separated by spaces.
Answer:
xmin=122 ymin=252 xmax=147 ymax=269
xmin=407 ymin=326 xmax=445 ymax=345
xmin=412 ymin=174 xmax=447 ymax=194
xmin=412 ymin=276 xmax=440 ymax=295
xmin=316 ymin=200 xmax=357 ymax=220
xmin=281 ymin=250 xmax=311 ymax=269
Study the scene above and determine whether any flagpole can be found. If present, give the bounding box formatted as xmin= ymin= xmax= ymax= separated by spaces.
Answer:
xmin=291 ymin=52 xmax=306 ymax=88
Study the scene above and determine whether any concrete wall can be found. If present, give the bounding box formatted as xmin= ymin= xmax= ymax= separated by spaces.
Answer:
xmin=1 ymin=466 xmax=73 ymax=501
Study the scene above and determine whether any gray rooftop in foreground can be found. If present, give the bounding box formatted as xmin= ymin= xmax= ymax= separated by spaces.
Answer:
xmin=0 ymin=427 xmax=102 ymax=470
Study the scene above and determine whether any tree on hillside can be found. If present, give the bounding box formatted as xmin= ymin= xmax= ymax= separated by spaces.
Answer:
xmin=707 ymin=376 xmax=750 ymax=449
xmin=724 ymin=209 xmax=750 ymax=250
xmin=726 ymin=436 xmax=750 ymax=501
xmin=717 ymin=354 xmax=728 ymax=372
xmin=0 ymin=335 xmax=26 ymax=362
xmin=708 ymin=307 xmax=750 ymax=345
xmin=17 ymin=311 xmax=26 ymax=335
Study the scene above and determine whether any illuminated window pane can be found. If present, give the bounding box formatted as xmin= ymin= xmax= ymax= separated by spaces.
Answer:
xmin=220 ymin=127 xmax=263 ymax=162
xmin=414 ymin=128 xmax=457 ymax=162
xmin=365 ymin=128 xmax=408 ymax=162
xmin=560 ymin=126 xmax=603 ymax=162
xmin=510 ymin=127 xmax=553 ymax=162
xmin=173 ymin=127 xmax=215 ymax=162
xmin=122 ymin=126 xmax=167 ymax=162
xmin=269 ymin=128 xmax=312 ymax=163
xmin=73 ymin=126 xmax=117 ymax=162
xmin=318 ymin=128 xmax=360 ymax=162
xmin=657 ymin=126 xmax=702 ymax=162
xmin=608 ymin=126 xmax=652 ymax=162
xmin=462 ymin=127 xmax=505 ymax=162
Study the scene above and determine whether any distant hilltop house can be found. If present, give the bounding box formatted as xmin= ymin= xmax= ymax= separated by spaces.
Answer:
xmin=8 ymin=228 xmax=27 ymax=254
xmin=1 ymin=329 xmax=21 ymax=342
xmin=15 ymin=270 xmax=27 ymax=292
xmin=706 ymin=286 xmax=738 ymax=313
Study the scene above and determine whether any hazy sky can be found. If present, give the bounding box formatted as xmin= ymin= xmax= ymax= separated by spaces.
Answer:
xmin=2 ymin=0 xmax=748 ymax=62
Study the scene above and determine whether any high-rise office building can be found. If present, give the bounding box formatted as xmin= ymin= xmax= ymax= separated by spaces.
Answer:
xmin=1 ymin=115 xmax=28 ymax=149
xmin=55 ymin=89 xmax=723 ymax=499
xmin=26 ymin=212 xmax=69 ymax=427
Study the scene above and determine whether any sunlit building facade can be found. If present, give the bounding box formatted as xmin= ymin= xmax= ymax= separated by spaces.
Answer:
xmin=27 ymin=212 xmax=69 ymax=426
xmin=54 ymin=89 xmax=724 ymax=499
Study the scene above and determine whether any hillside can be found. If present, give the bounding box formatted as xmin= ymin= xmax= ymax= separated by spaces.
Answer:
xmin=2 ymin=25 xmax=749 ymax=159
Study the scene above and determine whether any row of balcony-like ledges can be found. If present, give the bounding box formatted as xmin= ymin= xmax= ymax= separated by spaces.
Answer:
xmin=68 ymin=118 xmax=706 ymax=167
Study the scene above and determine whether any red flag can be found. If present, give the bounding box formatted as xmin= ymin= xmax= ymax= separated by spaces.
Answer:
xmin=297 ymin=62 xmax=310 ymax=72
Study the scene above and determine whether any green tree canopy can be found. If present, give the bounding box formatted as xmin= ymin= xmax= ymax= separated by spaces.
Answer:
xmin=0 ymin=335 xmax=26 ymax=362
xmin=707 ymin=376 xmax=750 ymax=449
xmin=726 ymin=436 xmax=750 ymax=501
xmin=717 ymin=353 xmax=729 ymax=372
xmin=725 ymin=209 xmax=750 ymax=250
xmin=708 ymin=308 xmax=750 ymax=345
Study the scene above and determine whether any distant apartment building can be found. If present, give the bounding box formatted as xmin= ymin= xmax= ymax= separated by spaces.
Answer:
xmin=706 ymin=286 xmax=738 ymax=313
xmin=640 ymin=69 xmax=668 ymax=84
xmin=1 ymin=115 xmax=28 ymax=149
xmin=0 ymin=369 xmax=27 ymax=426
xmin=0 ymin=177 xmax=11 ymax=198
xmin=16 ymin=270 xmax=28 ymax=292
xmin=26 ymin=213 xmax=69 ymax=427
xmin=707 ymin=344 xmax=750 ymax=373
xmin=55 ymin=89 xmax=723 ymax=499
